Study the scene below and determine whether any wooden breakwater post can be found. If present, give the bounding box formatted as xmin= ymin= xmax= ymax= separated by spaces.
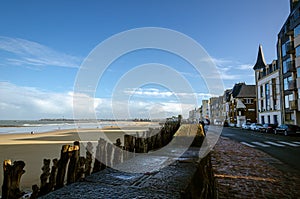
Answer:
xmin=92 ymin=138 xmax=107 ymax=173
xmin=55 ymin=144 xmax=70 ymax=189
xmin=106 ymin=142 xmax=113 ymax=168
xmin=39 ymin=159 xmax=51 ymax=195
xmin=121 ymin=118 xmax=181 ymax=156
xmin=49 ymin=159 xmax=58 ymax=191
xmin=113 ymin=138 xmax=123 ymax=166
xmin=67 ymin=141 xmax=80 ymax=184
xmin=1 ymin=160 xmax=26 ymax=199
xmin=85 ymin=142 xmax=93 ymax=176
xmin=123 ymin=134 xmax=135 ymax=161
xmin=30 ymin=141 xmax=85 ymax=198
xmin=38 ymin=158 xmax=58 ymax=196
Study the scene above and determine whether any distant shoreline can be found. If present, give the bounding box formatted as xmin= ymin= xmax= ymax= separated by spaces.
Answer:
xmin=0 ymin=120 xmax=161 ymax=135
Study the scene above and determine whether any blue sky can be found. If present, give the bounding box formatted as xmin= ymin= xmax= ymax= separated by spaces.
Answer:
xmin=0 ymin=0 xmax=290 ymax=120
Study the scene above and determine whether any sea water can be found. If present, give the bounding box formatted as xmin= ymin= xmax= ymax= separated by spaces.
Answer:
xmin=0 ymin=120 xmax=161 ymax=135
xmin=0 ymin=120 xmax=112 ymax=135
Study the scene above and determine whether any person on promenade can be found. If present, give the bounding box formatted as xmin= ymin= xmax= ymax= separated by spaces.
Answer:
xmin=200 ymin=120 xmax=206 ymax=136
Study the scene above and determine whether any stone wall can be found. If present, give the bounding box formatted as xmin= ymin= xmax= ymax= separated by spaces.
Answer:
xmin=39 ymin=124 xmax=216 ymax=199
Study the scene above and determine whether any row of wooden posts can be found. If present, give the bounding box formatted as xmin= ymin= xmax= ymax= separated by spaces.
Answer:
xmin=1 ymin=120 xmax=180 ymax=199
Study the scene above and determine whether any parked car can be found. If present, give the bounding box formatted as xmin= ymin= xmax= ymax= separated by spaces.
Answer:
xmin=274 ymin=124 xmax=300 ymax=136
xmin=260 ymin=123 xmax=278 ymax=133
xmin=250 ymin=123 xmax=263 ymax=131
xmin=241 ymin=122 xmax=251 ymax=130
xmin=223 ymin=121 xmax=229 ymax=127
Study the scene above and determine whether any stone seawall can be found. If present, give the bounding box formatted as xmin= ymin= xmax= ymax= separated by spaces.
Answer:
xmin=40 ymin=124 xmax=216 ymax=199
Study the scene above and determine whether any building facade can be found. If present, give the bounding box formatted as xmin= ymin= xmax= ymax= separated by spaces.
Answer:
xmin=188 ymin=108 xmax=200 ymax=123
xmin=277 ymin=0 xmax=300 ymax=125
xmin=200 ymin=100 xmax=209 ymax=121
xmin=209 ymin=97 xmax=224 ymax=125
xmin=253 ymin=46 xmax=282 ymax=125
xmin=223 ymin=89 xmax=232 ymax=123
xmin=228 ymin=83 xmax=256 ymax=127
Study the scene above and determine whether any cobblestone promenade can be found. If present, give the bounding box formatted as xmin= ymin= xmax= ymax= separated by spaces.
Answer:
xmin=211 ymin=137 xmax=300 ymax=198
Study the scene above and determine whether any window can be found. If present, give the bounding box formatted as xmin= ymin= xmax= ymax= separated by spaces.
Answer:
xmin=273 ymin=115 xmax=278 ymax=124
xmin=285 ymin=94 xmax=294 ymax=108
xmin=274 ymin=62 xmax=278 ymax=71
xmin=282 ymin=58 xmax=291 ymax=73
xmin=261 ymin=116 xmax=265 ymax=124
xmin=285 ymin=95 xmax=289 ymax=108
xmin=297 ymin=67 xmax=300 ymax=78
xmin=265 ymin=84 xmax=270 ymax=110
xmin=295 ymin=24 xmax=300 ymax=37
xmin=260 ymin=85 xmax=263 ymax=98
xmin=284 ymin=76 xmax=292 ymax=90
xmin=269 ymin=65 xmax=273 ymax=73
xmin=282 ymin=42 xmax=287 ymax=57
xmin=262 ymin=68 xmax=266 ymax=77
xmin=296 ymin=46 xmax=300 ymax=57
xmin=244 ymin=98 xmax=253 ymax=104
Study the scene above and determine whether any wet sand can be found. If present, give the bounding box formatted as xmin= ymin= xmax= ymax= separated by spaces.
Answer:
xmin=0 ymin=122 xmax=158 ymax=193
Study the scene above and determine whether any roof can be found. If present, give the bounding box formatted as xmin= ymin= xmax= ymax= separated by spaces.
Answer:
xmin=253 ymin=45 xmax=267 ymax=70
xmin=230 ymin=83 xmax=244 ymax=98
xmin=230 ymin=83 xmax=256 ymax=98
xmin=236 ymin=84 xmax=256 ymax=98
xmin=223 ymin=89 xmax=232 ymax=102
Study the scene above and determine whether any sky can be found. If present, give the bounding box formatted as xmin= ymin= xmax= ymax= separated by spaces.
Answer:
xmin=0 ymin=0 xmax=290 ymax=120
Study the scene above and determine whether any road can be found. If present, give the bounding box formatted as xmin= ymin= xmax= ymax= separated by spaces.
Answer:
xmin=208 ymin=125 xmax=300 ymax=174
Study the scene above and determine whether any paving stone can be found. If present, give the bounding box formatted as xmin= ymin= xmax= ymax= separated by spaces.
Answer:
xmin=212 ymin=137 xmax=300 ymax=198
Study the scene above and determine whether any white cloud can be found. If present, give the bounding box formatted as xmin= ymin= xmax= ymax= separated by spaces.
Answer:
xmin=123 ymin=87 xmax=215 ymax=99
xmin=124 ymin=88 xmax=173 ymax=98
xmin=0 ymin=36 xmax=82 ymax=68
xmin=0 ymin=82 xmax=74 ymax=119
xmin=238 ymin=64 xmax=253 ymax=70
xmin=209 ymin=57 xmax=254 ymax=86
xmin=211 ymin=57 xmax=233 ymax=67
xmin=0 ymin=82 xmax=199 ymax=120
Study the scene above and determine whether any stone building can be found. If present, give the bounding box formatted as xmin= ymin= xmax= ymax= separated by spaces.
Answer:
xmin=228 ymin=83 xmax=256 ymax=127
xmin=253 ymin=45 xmax=282 ymax=125
xmin=188 ymin=108 xmax=200 ymax=123
xmin=200 ymin=100 xmax=209 ymax=121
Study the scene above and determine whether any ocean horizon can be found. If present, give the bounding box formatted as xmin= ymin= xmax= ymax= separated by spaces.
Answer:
xmin=0 ymin=120 xmax=161 ymax=135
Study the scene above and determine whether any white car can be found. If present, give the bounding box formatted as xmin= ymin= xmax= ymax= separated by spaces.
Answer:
xmin=241 ymin=123 xmax=251 ymax=130
xmin=250 ymin=123 xmax=263 ymax=131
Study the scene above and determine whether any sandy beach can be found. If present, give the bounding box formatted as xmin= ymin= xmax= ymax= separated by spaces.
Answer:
xmin=0 ymin=122 xmax=158 ymax=194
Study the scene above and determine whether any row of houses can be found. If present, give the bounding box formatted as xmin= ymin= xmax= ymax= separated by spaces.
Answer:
xmin=189 ymin=0 xmax=300 ymax=127
xmin=188 ymin=82 xmax=256 ymax=127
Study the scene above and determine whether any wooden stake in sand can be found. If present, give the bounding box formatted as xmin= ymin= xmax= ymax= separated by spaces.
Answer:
xmin=55 ymin=144 xmax=70 ymax=189
xmin=2 ymin=159 xmax=26 ymax=199
xmin=67 ymin=141 xmax=80 ymax=184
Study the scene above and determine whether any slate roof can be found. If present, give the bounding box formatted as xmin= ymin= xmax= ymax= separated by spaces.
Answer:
xmin=253 ymin=45 xmax=267 ymax=70
xmin=230 ymin=83 xmax=244 ymax=98
xmin=230 ymin=83 xmax=256 ymax=98
xmin=236 ymin=84 xmax=256 ymax=98
xmin=224 ymin=89 xmax=232 ymax=102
